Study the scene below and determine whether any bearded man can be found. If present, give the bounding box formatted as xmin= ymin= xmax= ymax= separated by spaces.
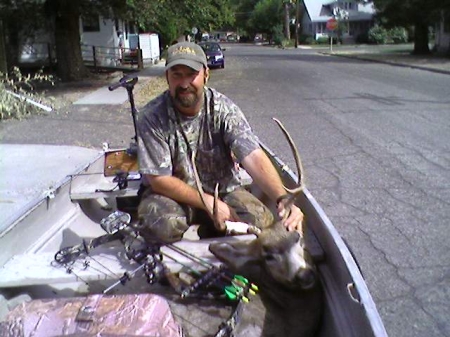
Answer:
xmin=136 ymin=42 xmax=303 ymax=243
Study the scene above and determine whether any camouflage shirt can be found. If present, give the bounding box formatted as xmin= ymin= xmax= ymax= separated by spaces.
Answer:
xmin=137 ymin=87 xmax=261 ymax=194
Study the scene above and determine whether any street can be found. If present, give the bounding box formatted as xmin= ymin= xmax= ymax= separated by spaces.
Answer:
xmin=209 ymin=44 xmax=450 ymax=337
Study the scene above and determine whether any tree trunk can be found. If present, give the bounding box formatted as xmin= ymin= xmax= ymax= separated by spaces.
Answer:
xmin=0 ymin=20 xmax=6 ymax=73
xmin=413 ymin=20 xmax=430 ymax=55
xmin=284 ymin=2 xmax=290 ymax=40
xmin=4 ymin=19 xmax=20 ymax=71
xmin=51 ymin=0 xmax=89 ymax=81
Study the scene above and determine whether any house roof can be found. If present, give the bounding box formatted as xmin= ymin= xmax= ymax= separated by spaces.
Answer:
xmin=303 ymin=0 xmax=375 ymax=22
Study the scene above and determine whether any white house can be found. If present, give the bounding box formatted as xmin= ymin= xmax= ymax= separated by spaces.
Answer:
xmin=301 ymin=0 xmax=376 ymax=42
xmin=80 ymin=15 xmax=160 ymax=66
xmin=17 ymin=15 xmax=160 ymax=67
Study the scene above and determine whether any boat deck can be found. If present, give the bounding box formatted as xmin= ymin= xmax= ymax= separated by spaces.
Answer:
xmin=0 ymin=144 xmax=100 ymax=234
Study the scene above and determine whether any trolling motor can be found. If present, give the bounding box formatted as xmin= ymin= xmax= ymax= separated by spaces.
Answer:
xmin=106 ymin=74 xmax=141 ymax=191
xmin=108 ymin=74 xmax=139 ymax=155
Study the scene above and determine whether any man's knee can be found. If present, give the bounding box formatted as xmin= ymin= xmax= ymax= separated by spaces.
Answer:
xmin=137 ymin=194 xmax=189 ymax=243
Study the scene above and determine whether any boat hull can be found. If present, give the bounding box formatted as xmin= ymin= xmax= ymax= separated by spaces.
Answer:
xmin=0 ymin=144 xmax=387 ymax=337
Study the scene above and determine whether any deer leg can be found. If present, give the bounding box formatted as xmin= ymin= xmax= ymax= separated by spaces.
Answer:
xmin=223 ymin=188 xmax=274 ymax=230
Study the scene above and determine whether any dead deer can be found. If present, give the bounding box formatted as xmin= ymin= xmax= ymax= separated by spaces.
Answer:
xmin=192 ymin=118 xmax=323 ymax=336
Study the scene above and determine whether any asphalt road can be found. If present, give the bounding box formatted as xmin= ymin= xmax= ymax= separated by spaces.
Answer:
xmin=1 ymin=44 xmax=449 ymax=337
xmin=207 ymin=44 xmax=450 ymax=337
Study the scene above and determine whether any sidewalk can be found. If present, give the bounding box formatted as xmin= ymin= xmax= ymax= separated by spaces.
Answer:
xmin=73 ymin=62 xmax=166 ymax=105
xmin=319 ymin=44 xmax=450 ymax=75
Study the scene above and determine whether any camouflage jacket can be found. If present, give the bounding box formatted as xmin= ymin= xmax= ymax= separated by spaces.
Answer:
xmin=137 ymin=87 xmax=260 ymax=194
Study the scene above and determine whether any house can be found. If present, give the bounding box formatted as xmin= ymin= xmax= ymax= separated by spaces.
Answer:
xmin=79 ymin=15 xmax=134 ymax=66
xmin=16 ymin=15 xmax=159 ymax=68
xmin=80 ymin=15 xmax=160 ymax=66
xmin=301 ymin=0 xmax=376 ymax=43
xmin=435 ymin=10 xmax=450 ymax=54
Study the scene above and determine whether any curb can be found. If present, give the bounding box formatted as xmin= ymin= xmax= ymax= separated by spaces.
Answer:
xmin=322 ymin=52 xmax=450 ymax=76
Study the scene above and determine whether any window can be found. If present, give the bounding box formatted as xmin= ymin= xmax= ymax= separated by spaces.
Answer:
xmin=82 ymin=14 xmax=100 ymax=32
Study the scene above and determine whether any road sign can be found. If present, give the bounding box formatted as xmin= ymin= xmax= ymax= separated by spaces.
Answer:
xmin=326 ymin=18 xmax=338 ymax=31
xmin=191 ymin=27 xmax=198 ymax=35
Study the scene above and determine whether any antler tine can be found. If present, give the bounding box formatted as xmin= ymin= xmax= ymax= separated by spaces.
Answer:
xmin=191 ymin=151 xmax=224 ymax=231
xmin=272 ymin=118 xmax=305 ymax=195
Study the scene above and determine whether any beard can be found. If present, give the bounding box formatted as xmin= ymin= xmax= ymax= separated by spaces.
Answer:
xmin=174 ymin=87 xmax=200 ymax=108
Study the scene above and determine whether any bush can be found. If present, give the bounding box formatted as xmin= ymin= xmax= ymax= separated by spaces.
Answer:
xmin=367 ymin=25 xmax=409 ymax=45
xmin=0 ymin=67 xmax=54 ymax=120
xmin=272 ymin=24 xmax=285 ymax=47
xmin=299 ymin=34 xmax=313 ymax=44
xmin=316 ymin=37 xmax=329 ymax=45
xmin=368 ymin=25 xmax=389 ymax=44
xmin=389 ymin=27 xmax=408 ymax=44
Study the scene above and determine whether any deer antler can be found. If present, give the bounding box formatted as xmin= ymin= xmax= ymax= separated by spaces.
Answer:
xmin=272 ymin=118 xmax=306 ymax=231
xmin=272 ymin=118 xmax=305 ymax=195
xmin=191 ymin=151 xmax=226 ymax=232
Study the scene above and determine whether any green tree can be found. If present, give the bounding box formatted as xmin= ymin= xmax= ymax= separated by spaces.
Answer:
xmin=230 ymin=0 xmax=260 ymax=37
xmin=250 ymin=0 xmax=284 ymax=41
xmin=0 ymin=0 xmax=234 ymax=82
xmin=373 ymin=0 xmax=450 ymax=54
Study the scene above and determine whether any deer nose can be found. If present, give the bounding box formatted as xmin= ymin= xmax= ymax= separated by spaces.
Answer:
xmin=296 ymin=268 xmax=316 ymax=290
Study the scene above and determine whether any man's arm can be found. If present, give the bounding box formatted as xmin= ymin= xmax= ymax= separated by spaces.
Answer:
xmin=145 ymin=174 xmax=237 ymax=225
xmin=240 ymin=148 xmax=304 ymax=232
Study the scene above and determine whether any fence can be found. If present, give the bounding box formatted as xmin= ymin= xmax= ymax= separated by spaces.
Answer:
xmin=16 ymin=43 xmax=143 ymax=70
xmin=80 ymin=45 xmax=143 ymax=70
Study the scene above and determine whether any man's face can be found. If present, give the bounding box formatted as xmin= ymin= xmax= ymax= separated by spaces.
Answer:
xmin=166 ymin=65 xmax=208 ymax=112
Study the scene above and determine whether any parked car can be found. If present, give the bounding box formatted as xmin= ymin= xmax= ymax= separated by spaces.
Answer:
xmin=198 ymin=42 xmax=225 ymax=69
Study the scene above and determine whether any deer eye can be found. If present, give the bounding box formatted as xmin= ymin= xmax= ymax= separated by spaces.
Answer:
xmin=264 ymin=252 xmax=276 ymax=261
xmin=262 ymin=246 xmax=281 ymax=263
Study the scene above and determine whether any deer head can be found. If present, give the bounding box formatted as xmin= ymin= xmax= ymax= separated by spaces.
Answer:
xmin=209 ymin=222 xmax=317 ymax=292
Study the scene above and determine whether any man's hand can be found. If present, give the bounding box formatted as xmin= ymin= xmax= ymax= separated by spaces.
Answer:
xmin=204 ymin=194 xmax=238 ymax=231
xmin=277 ymin=199 xmax=304 ymax=233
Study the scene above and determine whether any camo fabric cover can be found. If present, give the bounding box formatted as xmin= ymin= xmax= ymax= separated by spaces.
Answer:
xmin=0 ymin=294 xmax=182 ymax=336
xmin=137 ymin=87 xmax=261 ymax=194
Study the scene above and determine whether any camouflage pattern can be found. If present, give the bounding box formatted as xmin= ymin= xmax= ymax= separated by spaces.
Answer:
xmin=137 ymin=188 xmax=274 ymax=243
xmin=137 ymin=87 xmax=261 ymax=194
xmin=136 ymin=88 xmax=274 ymax=242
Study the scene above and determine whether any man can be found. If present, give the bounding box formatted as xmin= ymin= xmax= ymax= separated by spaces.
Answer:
xmin=136 ymin=41 xmax=303 ymax=243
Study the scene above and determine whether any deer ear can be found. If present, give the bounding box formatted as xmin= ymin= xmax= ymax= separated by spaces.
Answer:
xmin=209 ymin=240 xmax=260 ymax=270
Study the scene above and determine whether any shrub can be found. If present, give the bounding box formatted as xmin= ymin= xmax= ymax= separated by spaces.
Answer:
xmin=299 ymin=34 xmax=314 ymax=44
xmin=316 ymin=37 xmax=329 ymax=44
xmin=389 ymin=27 xmax=408 ymax=44
xmin=272 ymin=24 xmax=285 ymax=47
xmin=0 ymin=67 xmax=54 ymax=120
xmin=368 ymin=25 xmax=388 ymax=44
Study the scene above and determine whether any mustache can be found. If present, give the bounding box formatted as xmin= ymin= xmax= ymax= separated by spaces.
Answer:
xmin=175 ymin=86 xmax=196 ymax=95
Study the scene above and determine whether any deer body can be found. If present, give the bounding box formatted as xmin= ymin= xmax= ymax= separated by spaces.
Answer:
xmin=194 ymin=118 xmax=323 ymax=335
